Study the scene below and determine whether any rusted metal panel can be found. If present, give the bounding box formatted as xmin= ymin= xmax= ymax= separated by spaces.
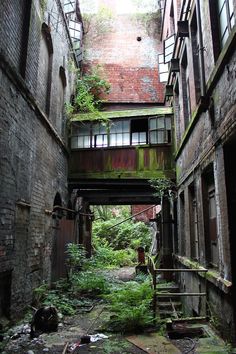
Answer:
xmin=69 ymin=145 xmax=173 ymax=176
xmin=104 ymin=148 xmax=136 ymax=170
xmin=70 ymin=150 xmax=104 ymax=172
xmin=51 ymin=219 xmax=76 ymax=281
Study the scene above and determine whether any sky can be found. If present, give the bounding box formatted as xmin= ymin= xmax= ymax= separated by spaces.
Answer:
xmin=79 ymin=0 xmax=160 ymax=14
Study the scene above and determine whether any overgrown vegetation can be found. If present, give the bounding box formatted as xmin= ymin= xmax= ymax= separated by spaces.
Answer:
xmin=66 ymin=65 xmax=110 ymax=121
xmin=92 ymin=205 xmax=152 ymax=251
xmin=32 ymin=206 xmax=155 ymax=333
xmin=149 ymin=177 xmax=176 ymax=200
xmin=105 ymin=280 xmax=153 ymax=333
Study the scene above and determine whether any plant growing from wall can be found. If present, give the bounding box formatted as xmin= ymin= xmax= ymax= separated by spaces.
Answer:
xmin=66 ymin=65 xmax=110 ymax=123
xmin=148 ymin=178 xmax=176 ymax=201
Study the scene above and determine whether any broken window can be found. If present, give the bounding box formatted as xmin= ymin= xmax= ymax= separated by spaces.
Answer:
xmin=71 ymin=116 xmax=172 ymax=149
xmin=149 ymin=116 xmax=171 ymax=144
xmin=131 ymin=119 xmax=148 ymax=145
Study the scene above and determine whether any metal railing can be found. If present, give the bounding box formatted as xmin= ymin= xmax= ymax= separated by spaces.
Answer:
xmin=147 ymin=255 xmax=208 ymax=320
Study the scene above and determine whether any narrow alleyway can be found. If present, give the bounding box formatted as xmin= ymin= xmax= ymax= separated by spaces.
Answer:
xmin=1 ymin=267 xmax=229 ymax=354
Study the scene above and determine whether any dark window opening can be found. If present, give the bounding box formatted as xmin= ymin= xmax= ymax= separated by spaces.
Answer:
xmin=20 ymin=0 xmax=32 ymax=78
xmin=131 ymin=119 xmax=148 ymax=145
xmin=179 ymin=191 xmax=186 ymax=256
xmin=190 ymin=9 xmax=201 ymax=102
xmin=189 ymin=183 xmax=199 ymax=261
xmin=0 ymin=271 xmax=12 ymax=318
xmin=181 ymin=49 xmax=191 ymax=129
xmin=202 ymin=165 xmax=219 ymax=268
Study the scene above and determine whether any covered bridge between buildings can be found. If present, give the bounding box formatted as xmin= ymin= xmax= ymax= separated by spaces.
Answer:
xmin=65 ymin=106 xmax=175 ymax=266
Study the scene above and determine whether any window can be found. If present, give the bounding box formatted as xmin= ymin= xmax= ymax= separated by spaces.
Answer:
xmin=71 ymin=116 xmax=172 ymax=149
xmin=64 ymin=0 xmax=76 ymax=14
xmin=189 ymin=183 xmax=199 ymax=261
xmin=37 ymin=23 xmax=53 ymax=115
xmin=149 ymin=116 xmax=171 ymax=144
xmin=71 ymin=123 xmax=91 ymax=148
xmin=92 ymin=123 xmax=108 ymax=147
xmin=131 ymin=119 xmax=148 ymax=145
xmin=163 ymin=34 xmax=175 ymax=63
xmin=158 ymin=54 xmax=169 ymax=83
xmin=178 ymin=191 xmax=186 ymax=256
xmin=202 ymin=166 xmax=219 ymax=268
xmin=190 ymin=9 xmax=201 ymax=102
xmin=181 ymin=50 xmax=191 ymax=129
xmin=210 ymin=0 xmax=235 ymax=60
xmin=218 ymin=0 xmax=234 ymax=47
xmin=110 ymin=120 xmax=130 ymax=146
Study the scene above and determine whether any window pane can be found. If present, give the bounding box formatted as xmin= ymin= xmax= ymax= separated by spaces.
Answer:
xmin=222 ymin=28 xmax=229 ymax=46
xmin=109 ymin=134 xmax=115 ymax=146
xmin=78 ymin=124 xmax=90 ymax=135
xmin=158 ymin=54 xmax=164 ymax=64
xmin=166 ymin=117 xmax=171 ymax=130
xmin=150 ymin=131 xmax=157 ymax=144
xmin=157 ymin=117 xmax=165 ymax=129
xmin=150 ymin=118 xmax=157 ymax=129
xmin=159 ymin=72 xmax=169 ymax=82
xmin=84 ymin=136 xmax=90 ymax=148
xmin=132 ymin=133 xmax=138 ymax=144
xmin=123 ymin=133 xmax=130 ymax=145
xmin=140 ymin=132 xmax=147 ymax=144
xmin=219 ymin=4 xmax=228 ymax=38
xmin=77 ymin=136 xmax=84 ymax=148
xmin=123 ymin=120 xmax=130 ymax=131
xmin=71 ymin=137 xmax=78 ymax=148
xmin=117 ymin=133 xmax=123 ymax=145
xmin=157 ymin=131 xmax=165 ymax=143
xmin=218 ymin=0 xmax=225 ymax=11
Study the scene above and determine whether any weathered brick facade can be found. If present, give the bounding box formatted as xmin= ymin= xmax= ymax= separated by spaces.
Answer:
xmin=0 ymin=0 xmax=77 ymax=318
xmin=82 ymin=0 xmax=165 ymax=103
xmin=162 ymin=0 xmax=236 ymax=341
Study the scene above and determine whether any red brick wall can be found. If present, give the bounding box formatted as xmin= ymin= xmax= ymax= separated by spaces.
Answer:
xmin=131 ymin=205 xmax=161 ymax=223
xmin=83 ymin=3 xmax=165 ymax=103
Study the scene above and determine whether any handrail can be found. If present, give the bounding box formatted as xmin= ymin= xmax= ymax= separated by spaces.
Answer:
xmin=146 ymin=255 xmax=208 ymax=321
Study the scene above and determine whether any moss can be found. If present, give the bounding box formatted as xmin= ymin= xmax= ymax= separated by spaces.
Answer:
xmin=68 ymin=170 xmax=171 ymax=180
xmin=71 ymin=107 xmax=173 ymax=122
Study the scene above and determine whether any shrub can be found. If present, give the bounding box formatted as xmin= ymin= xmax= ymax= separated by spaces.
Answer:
xmin=104 ymin=280 xmax=153 ymax=333
xmin=70 ymin=271 xmax=110 ymax=297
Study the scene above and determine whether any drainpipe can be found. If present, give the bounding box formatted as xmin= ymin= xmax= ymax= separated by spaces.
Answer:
xmin=196 ymin=0 xmax=206 ymax=97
